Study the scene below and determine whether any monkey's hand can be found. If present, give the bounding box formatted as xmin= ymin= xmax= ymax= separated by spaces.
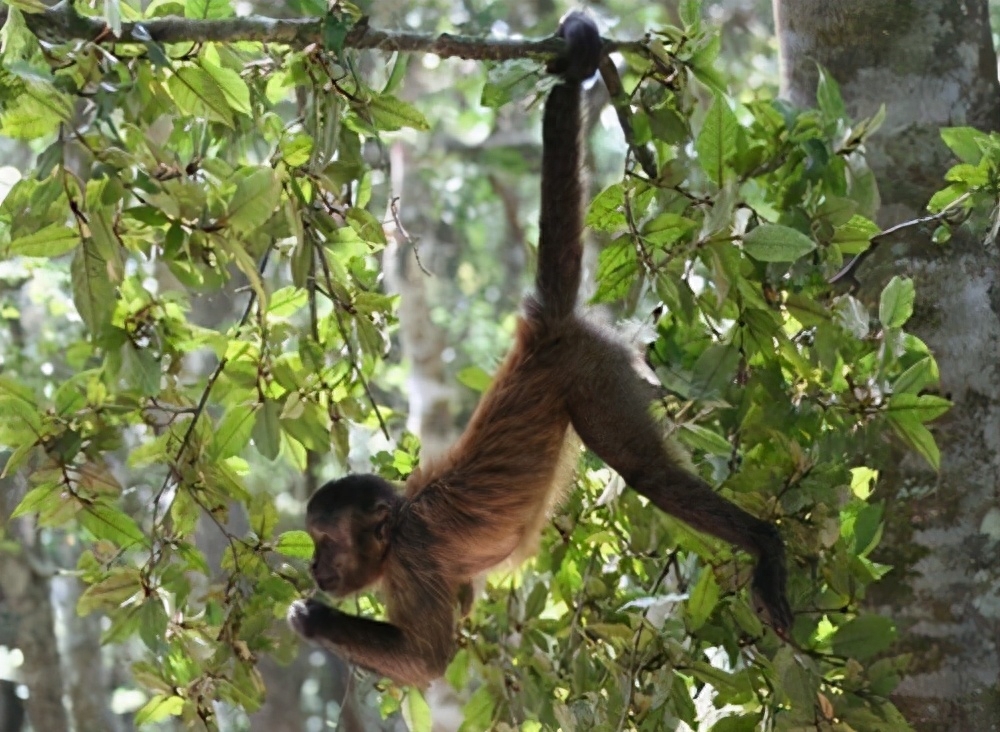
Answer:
xmin=287 ymin=597 xmax=338 ymax=639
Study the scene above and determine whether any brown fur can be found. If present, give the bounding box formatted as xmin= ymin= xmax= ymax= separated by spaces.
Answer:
xmin=287 ymin=12 xmax=792 ymax=688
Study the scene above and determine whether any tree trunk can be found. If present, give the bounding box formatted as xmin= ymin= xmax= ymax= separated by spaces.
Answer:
xmin=0 ymin=466 xmax=71 ymax=732
xmin=383 ymin=141 xmax=460 ymax=461
xmin=773 ymin=2 xmax=1000 ymax=730
xmin=52 ymin=575 xmax=122 ymax=732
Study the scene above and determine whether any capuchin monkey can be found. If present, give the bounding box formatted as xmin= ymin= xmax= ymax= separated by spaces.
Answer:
xmin=288 ymin=12 xmax=792 ymax=687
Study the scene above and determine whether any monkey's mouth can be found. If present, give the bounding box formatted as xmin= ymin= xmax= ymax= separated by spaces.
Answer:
xmin=313 ymin=571 xmax=342 ymax=594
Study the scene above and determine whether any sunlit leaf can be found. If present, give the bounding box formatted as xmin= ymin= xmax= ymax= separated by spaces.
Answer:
xmin=274 ymin=530 xmax=314 ymax=559
xmin=879 ymin=275 xmax=915 ymax=328
xmin=135 ymin=695 xmax=185 ymax=725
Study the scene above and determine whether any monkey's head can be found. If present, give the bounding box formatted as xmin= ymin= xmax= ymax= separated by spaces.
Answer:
xmin=305 ymin=475 xmax=400 ymax=597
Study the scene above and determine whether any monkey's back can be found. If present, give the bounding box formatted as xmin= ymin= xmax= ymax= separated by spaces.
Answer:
xmin=401 ymin=313 xmax=579 ymax=577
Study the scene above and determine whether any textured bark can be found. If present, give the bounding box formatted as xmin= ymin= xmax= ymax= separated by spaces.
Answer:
xmin=52 ymin=575 xmax=121 ymax=732
xmin=0 ymin=468 xmax=71 ymax=732
xmin=773 ymin=2 xmax=1000 ymax=730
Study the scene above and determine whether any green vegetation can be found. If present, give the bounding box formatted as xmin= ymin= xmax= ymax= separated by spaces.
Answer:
xmin=0 ymin=0 xmax=951 ymax=728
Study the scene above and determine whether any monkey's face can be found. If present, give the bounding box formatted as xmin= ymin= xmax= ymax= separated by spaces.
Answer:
xmin=304 ymin=476 xmax=396 ymax=597
xmin=306 ymin=516 xmax=385 ymax=596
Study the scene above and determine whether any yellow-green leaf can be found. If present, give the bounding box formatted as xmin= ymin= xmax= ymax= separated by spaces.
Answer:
xmin=8 ymin=224 xmax=78 ymax=257
xmin=135 ymin=695 xmax=185 ymax=725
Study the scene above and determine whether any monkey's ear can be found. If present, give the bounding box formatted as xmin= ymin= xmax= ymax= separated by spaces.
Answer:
xmin=371 ymin=500 xmax=391 ymax=542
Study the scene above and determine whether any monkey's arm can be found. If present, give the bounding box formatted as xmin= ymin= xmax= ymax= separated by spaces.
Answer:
xmin=287 ymin=596 xmax=454 ymax=687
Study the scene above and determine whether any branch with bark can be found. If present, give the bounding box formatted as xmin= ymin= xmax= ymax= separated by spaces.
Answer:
xmin=3 ymin=2 xmax=658 ymax=168
xmin=3 ymin=2 xmax=647 ymax=59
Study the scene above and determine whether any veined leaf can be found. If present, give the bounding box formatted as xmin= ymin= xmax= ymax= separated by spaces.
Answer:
xmin=135 ymin=695 xmax=185 ymax=725
xmin=695 ymin=94 xmax=738 ymax=184
xmin=168 ymin=66 xmax=234 ymax=127
xmin=366 ymin=94 xmax=430 ymax=132
xmin=8 ymin=223 xmax=78 ymax=257
xmin=274 ymin=530 xmax=314 ymax=559
xmin=211 ymin=405 xmax=257 ymax=459
xmin=879 ymin=275 xmax=915 ymax=328
xmin=77 ymin=567 xmax=143 ymax=616
xmin=227 ymin=168 xmax=281 ymax=233
xmin=744 ymin=224 xmax=816 ymax=263
xmin=81 ymin=503 xmax=149 ymax=548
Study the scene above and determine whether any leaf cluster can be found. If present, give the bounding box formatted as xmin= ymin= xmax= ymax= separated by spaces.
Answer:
xmin=0 ymin=0 xmax=947 ymax=730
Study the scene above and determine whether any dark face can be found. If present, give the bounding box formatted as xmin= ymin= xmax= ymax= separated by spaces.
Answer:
xmin=304 ymin=476 xmax=396 ymax=597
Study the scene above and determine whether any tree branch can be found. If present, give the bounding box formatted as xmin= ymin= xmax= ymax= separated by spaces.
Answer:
xmin=3 ymin=2 xmax=648 ymax=60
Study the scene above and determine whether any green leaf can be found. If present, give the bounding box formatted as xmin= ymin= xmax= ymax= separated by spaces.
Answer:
xmin=459 ymin=685 xmax=495 ymax=732
xmin=280 ymin=397 xmax=331 ymax=451
xmin=456 ymin=366 xmax=493 ymax=393
xmin=940 ymin=126 xmax=985 ymax=165
xmin=832 ymin=215 xmax=880 ymax=255
xmin=695 ymin=94 xmax=739 ymax=184
xmin=927 ymin=183 xmax=966 ymax=213
xmin=185 ymin=0 xmax=232 ymax=18
xmin=832 ymin=614 xmax=897 ymax=659
xmin=5 ymin=0 xmax=49 ymax=12
xmin=686 ymin=568 xmax=719 ymax=630
xmin=135 ymin=695 xmax=185 ymax=725
xmin=346 ymin=207 xmax=388 ymax=246
xmin=71 ymin=241 xmax=116 ymax=334
xmin=403 ymin=690 xmax=432 ymax=732
xmin=887 ymin=393 xmax=950 ymax=423
xmin=894 ymin=356 xmax=939 ymax=394
xmin=711 ymin=714 xmax=762 ymax=732
xmin=642 ymin=213 xmax=697 ymax=248
xmin=10 ymin=483 xmax=61 ymax=519
xmin=816 ymin=66 xmax=846 ymax=119
xmin=7 ymin=224 xmax=78 ymax=257
xmin=77 ymin=568 xmax=143 ymax=615
xmin=887 ymin=410 xmax=940 ymax=470
xmin=688 ymin=35 xmax=724 ymax=93
xmin=481 ymin=59 xmax=539 ymax=109
xmin=879 ymin=275 xmax=915 ymax=328
xmin=211 ymin=405 xmax=257 ymax=459
xmin=322 ymin=14 xmax=351 ymax=53
xmin=678 ymin=423 xmax=731 ymax=456
xmin=81 ymin=503 xmax=149 ymax=549
xmin=274 ymin=530 xmax=315 ymax=559
xmin=252 ymin=400 xmax=282 ymax=461
xmin=586 ymin=183 xmax=626 ymax=232
xmin=785 ymin=293 xmax=830 ymax=326
xmin=592 ymin=237 xmax=639 ymax=303
xmin=0 ymin=395 xmax=43 ymax=442
xmin=201 ymin=58 xmax=251 ymax=116
xmin=168 ymin=66 xmax=234 ymax=127
xmin=120 ymin=343 xmax=161 ymax=397
xmin=366 ymin=95 xmax=430 ymax=132
xmin=268 ymin=287 xmax=308 ymax=318
xmin=679 ymin=0 xmax=701 ymax=29
xmin=227 ymin=168 xmax=281 ymax=233
xmin=743 ymin=224 xmax=816 ymax=263
xmin=773 ymin=646 xmax=818 ymax=712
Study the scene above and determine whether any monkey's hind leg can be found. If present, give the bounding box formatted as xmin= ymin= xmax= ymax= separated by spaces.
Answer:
xmin=566 ymin=358 xmax=793 ymax=634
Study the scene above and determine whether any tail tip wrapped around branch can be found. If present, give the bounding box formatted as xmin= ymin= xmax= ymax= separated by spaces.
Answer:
xmin=548 ymin=11 xmax=602 ymax=83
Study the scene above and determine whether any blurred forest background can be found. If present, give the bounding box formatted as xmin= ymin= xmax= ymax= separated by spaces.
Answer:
xmin=0 ymin=0 xmax=999 ymax=730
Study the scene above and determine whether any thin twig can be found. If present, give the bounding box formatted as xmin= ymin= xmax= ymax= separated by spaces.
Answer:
xmin=828 ymin=193 xmax=971 ymax=285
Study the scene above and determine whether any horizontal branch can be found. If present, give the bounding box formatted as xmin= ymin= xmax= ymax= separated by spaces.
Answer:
xmin=4 ymin=2 xmax=648 ymax=60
